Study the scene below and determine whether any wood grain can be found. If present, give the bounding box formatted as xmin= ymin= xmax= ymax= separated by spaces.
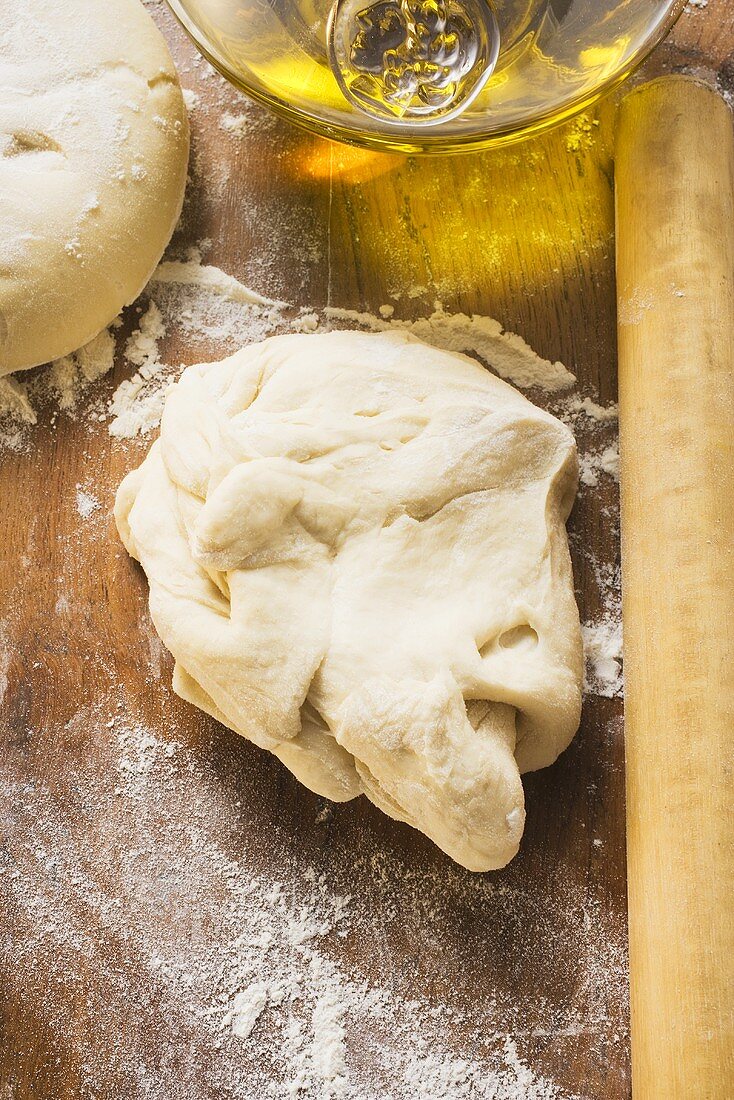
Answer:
xmin=616 ymin=76 xmax=734 ymax=1100
xmin=0 ymin=3 xmax=729 ymax=1098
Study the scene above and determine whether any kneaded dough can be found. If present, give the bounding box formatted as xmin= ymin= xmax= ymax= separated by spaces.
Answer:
xmin=115 ymin=330 xmax=583 ymax=871
xmin=0 ymin=0 xmax=189 ymax=376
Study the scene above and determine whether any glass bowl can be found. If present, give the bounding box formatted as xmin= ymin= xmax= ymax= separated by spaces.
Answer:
xmin=166 ymin=0 xmax=686 ymax=152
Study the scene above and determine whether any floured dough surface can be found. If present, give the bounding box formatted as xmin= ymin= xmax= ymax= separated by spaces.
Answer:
xmin=115 ymin=330 xmax=583 ymax=870
xmin=0 ymin=0 xmax=189 ymax=376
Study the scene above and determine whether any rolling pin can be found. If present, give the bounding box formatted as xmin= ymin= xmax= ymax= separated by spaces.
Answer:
xmin=615 ymin=76 xmax=734 ymax=1098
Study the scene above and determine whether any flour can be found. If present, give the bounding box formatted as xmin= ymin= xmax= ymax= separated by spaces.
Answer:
xmin=47 ymin=328 xmax=116 ymax=407
xmin=558 ymin=395 xmax=618 ymax=423
xmin=147 ymin=258 xmax=577 ymax=399
xmin=1 ymin=688 xmax=628 ymax=1099
xmin=0 ymin=257 xmax=581 ymax=446
xmin=402 ymin=1039 xmax=564 ymax=1100
xmin=228 ymin=983 xmax=271 ymax=1040
xmin=0 ymin=376 xmax=37 ymax=427
xmin=124 ymin=301 xmax=166 ymax=370
xmin=219 ymin=106 xmax=279 ymax=138
xmin=579 ymin=443 xmax=620 ymax=487
xmin=565 ymin=114 xmax=599 ymax=155
xmin=151 ymin=259 xmax=283 ymax=307
xmin=182 ymin=87 xmax=200 ymax=112
xmin=582 ymin=619 xmax=624 ymax=698
xmin=104 ymin=301 xmax=172 ymax=437
xmin=101 ymin=257 xmax=579 ymax=440
xmin=617 ymin=289 xmax=654 ymax=326
xmin=0 ymin=327 xmax=115 ymax=448
xmin=0 ymin=629 xmax=11 ymax=708
xmin=114 ymin=714 xmax=179 ymax=797
xmin=108 ymin=369 xmax=173 ymax=438
xmin=220 ymin=111 xmax=252 ymax=137
xmin=323 ymin=303 xmax=576 ymax=391
xmin=76 ymin=486 xmax=101 ymax=519
xmin=103 ymin=261 xmax=295 ymax=438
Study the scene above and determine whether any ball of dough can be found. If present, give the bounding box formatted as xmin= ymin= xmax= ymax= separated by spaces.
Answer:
xmin=115 ymin=331 xmax=583 ymax=871
xmin=0 ymin=0 xmax=189 ymax=376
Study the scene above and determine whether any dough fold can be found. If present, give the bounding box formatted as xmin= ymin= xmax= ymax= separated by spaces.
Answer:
xmin=115 ymin=330 xmax=583 ymax=870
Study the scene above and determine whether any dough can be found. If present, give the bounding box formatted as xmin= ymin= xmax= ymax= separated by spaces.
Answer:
xmin=115 ymin=331 xmax=583 ymax=871
xmin=0 ymin=0 xmax=189 ymax=376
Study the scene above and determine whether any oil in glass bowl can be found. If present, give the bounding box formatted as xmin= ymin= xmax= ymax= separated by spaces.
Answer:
xmin=167 ymin=0 xmax=684 ymax=151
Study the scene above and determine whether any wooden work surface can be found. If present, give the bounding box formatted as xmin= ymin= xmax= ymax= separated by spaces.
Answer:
xmin=0 ymin=4 xmax=728 ymax=1099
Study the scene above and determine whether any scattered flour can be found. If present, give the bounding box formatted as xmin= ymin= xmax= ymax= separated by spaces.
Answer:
xmin=106 ymin=300 xmax=171 ymax=438
xmin=103 ymin=259 xmax=295 ymax=438
xmin=582 ymin=618 xmax=624 ymax=698
xmin=558 ymin=395 xmax=618 ymax=423
xmin=228 ymin=982 xmax=271 ymax=1040
xmin=219 ymin=106 xmax=279 ymax=138
xmin=146 ymin=254 xmax=573 ymax=408
xmin=579 ymin=442 xmax=620 ymax=487
xmin=114 ymin=717 xmax=179 ymax=798
xmin=2 ymin=698 xmax=627 ymax=1099
xmin=0 ymin=257 xmax=580 ymax=445
xmin=0 ymin=631 xmax=11 ymax=708
xmin=107 ymin=370 xmax=172 ymax=439
xmin=182 ymin=87 xmax=200 ymax=112
xmin=151 ymin=259 xmax=283 ymax=307
xmin=0 ymin=375 xmax=37 ymax=427
xmin=49 ymin=328 xmax=117 ymax=403
xmin=0 ymin=327 xmax=115 ymax=448
xmin=220 ymin=111 xmax=251 ymax=137
xmin=617 ymin=289 xmax=654 ymax=326
xmin=75 ymin=486 xmax=101 ymax=519
xmin=124 ymin=300 xmax=166 ymax=370
xmin=565 ymin=114 xmax=599 ymax=155
xmin=323 ymin=303 xmax=576 ymax=391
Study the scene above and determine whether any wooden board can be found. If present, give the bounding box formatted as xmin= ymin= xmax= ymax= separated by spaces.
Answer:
xmin=0 ymin=4 xmax=727 ymax=1098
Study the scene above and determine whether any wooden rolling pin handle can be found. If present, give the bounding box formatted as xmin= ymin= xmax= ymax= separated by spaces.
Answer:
xmin=615 ymin=76 xmax=734 ymax=1100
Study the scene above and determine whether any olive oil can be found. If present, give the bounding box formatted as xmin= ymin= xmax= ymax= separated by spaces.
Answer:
xmin=167 ymin=0 xmax=683 ymax=150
